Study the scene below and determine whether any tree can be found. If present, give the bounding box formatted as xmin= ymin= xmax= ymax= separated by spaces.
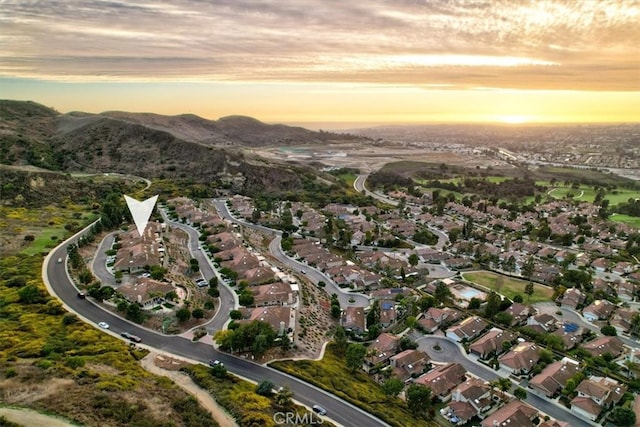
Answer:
xmin=278 ymin=334 xmax=291 ymax=354
xmin=406 ymin=384 xmax=432 ymax=417
xmin=399 ymin=336 xmax=418 ymax=351
xmin=176 ymin=307 xmax=191 ymax=322
xmin=367 ymin=299 xmax=380 ymax=327
xmin=333 ymin=326 xmax=348 ymax=356
xmin=490 ymin=378 xmax=512 ymax=400
xmin=381 ymin=378 xmax=404 ymax=399
xmin=524 ymin=282 xmax=534 ymax=302
xmin=514 ymin=387 xmax=527 ymax=400
xmin=345 ymin=343 xmax=367 ymax=373
xmin=274 ymin=386 xmax=294 ymax=409
xmin=468 ymin=297 xmax=482 ymax=310
xmin=408 ymin=253 xmax=419 ymax=267
xmin=252 ymin=334 xmax=269 ymax=357
xmin=601 ymin=324 xmax=617 ymax=336
xmin=484 ymin=291 xmax=501 ymax=319
xmin=126 ymin=303 xmax=144 ymax=323
xmin=192 ymin=308 xmax=205 ymax=319
xmin=494 ymin=311 xmax=513 ymax=327
xmin=611 ymin=407 xmax=636 ymax=427
xmin=434 ymin=282 xmax=452 ymax=306
xmin=255 ymin=379 xmax=275 ymax=396
xmin=18 ymin=285 xmax=45 ymax=304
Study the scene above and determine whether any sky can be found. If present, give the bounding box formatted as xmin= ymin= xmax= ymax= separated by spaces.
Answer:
xmin=1 ymin=0 xmax=639 ymax=127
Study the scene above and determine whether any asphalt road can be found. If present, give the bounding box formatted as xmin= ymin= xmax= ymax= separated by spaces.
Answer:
xmin=44 ymin=230 xmax=389 ymax=427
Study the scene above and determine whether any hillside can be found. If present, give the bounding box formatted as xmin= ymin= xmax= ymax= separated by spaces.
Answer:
xmin=0 ymin=100 xmax=358 ymax=197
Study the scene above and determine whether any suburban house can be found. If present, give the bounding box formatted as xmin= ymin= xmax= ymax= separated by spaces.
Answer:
xmin=364 ymin=333 xmax=400 ymax=372
xmin=446 ymin=316 xmax=489 ymax=342
xmin=559 ymin=287 xmax=585 ymax=309
xmin=480 ymin=400 xmax=538 ymax=427
xmin=610 ymin=308 xmax=637 ymax=334
xmin=251 ymin=282 xmax=295 ymax=307
xmin=113 ymin=222 xmax=164 ymax=273
xmin=413 ymin=362 xmax=467 ymax=402
xmin=389 ymin=349 xmax=430 ymax=382
xmin=526 ymin=313 xmax=558 ymax=333
xmin=341 ymin=306 xmax=366 ymax=335
xmin=469 ymin=328 xmax=517 ymax=360
xmin=117 ymin=278 xmax=175 ymax=309
xmin=581 ymin=336 xmax=625 ymax=358
xmin=445 ymin=377 xmax=492 ymax=424
xmin=418 ymin=307 xmax=463 ymax=333
xmin=528 ymin=358 xmax=581 ymax=397
xmin=498 ymin=342 xmax=540 ymax=377
xmin=379 ymin=301 xmax=398 ymax=328
xmin=582 ymin=299 xmax=615 ymax=322
xmin=570 ymin=376 xmax=628 ymax=421
xmin=552 ymin=322 xmax=583 ymax=350
xmin=239 ymin=306 xmax=292 ymax=336
xmin=503 ymin=303 xmax=531 ymax=326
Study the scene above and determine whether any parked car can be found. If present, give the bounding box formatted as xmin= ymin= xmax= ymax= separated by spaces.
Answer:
xmin=122 ymin=332 xmax=142 ymax=343
xmin=77 ymin=292 xmax=86 ymax=299
xmin=312 ymin=405 xmax=327 ymax=416
xmin=208 ymin=360 xmax=223 ymax=367
xmin=98 ymin=322 xmax=109 ymax=329
xmin=57 ymin=257 xmax=63 ymax=263
xmin=121 ymin=332 xmax=131 ymax=339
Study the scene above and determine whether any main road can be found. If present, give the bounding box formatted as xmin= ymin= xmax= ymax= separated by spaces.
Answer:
xmin=43 ymin=229 xmax=389 ymax=427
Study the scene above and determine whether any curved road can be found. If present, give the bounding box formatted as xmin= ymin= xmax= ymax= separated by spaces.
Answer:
xmin=43 ymin=229 xmax=389 ymax=427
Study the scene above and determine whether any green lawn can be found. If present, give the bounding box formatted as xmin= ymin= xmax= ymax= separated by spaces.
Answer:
xmin=610 ymin=213 xmax=640 ymax=228
xmin=461 ymin=271 xmax=554 ymax=304
xmin=542 ymin=184 xmax=638 ymax=206
xmin=270 ymin=344 xmax=433 ymax=427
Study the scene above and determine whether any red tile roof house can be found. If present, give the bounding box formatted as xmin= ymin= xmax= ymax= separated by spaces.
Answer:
xmin=570 ymin=376 xmax=628 ymax=421
xmin=117 ymin=278 xmax=176 ymax=309
xmin=526 ymin=313 xmax=558 ymax=333
xmin=528 ymin=358 xmax=581 ymax=398
xmin=498 ymin=342 xmax=541 ymax=377
xmin=582 ymin=299 xmax=615 ymax=322
xmin=413 ymin=362 xmax=467 ymax=402
xmin=364 ymin=333 xmax=400 ymax=373
xmin=469 ymin=328 xmax=517 ymax=360
xmin=581 ymin=336 xmax=625 ymax=358
xmin=418 ymin=307 xmax=462 ymax=334
xmin=446 ymin=316 xmax=489 ymax=342
xmin=610 ymin=308 xmax=637 ymax=335
xmin=480 ymin=400 xmax=538 ymax=427
xmin=341 ymin=306 xmax=366 ymax=335
xmin=558 ymin=287 xmax=585 ymax=309
xmin=552 ymin=322 xmax=583 ymax=350
xmin=503 ymin=302 xmax=531 ymax=326
xmin=389 ymin=349 xmax=430 ymax=382
xmin=239 ymin=306 xmax=292 ymax=337
xmin=251 ymin=282 xmax=294 ymax=307
xmin=616 ymin=281 xmax=636 ymax=302
xmin=446 ymin=377 xmax=492 ymax=421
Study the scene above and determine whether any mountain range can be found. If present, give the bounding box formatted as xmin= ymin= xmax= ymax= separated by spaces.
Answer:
xmin=0 ymin=100 xmax=364 ymax=204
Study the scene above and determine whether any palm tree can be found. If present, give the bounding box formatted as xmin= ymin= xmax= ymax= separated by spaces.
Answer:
xmin=490 ymin=377 xmax=512 ymax=401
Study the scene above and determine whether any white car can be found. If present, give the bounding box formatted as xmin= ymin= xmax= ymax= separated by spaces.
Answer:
xmin=98 ymin=322 xmax=109 ymax=329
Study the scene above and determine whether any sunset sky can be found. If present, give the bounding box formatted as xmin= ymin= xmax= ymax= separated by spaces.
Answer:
xmin=1 ymin=0 xmax=639 ymax=127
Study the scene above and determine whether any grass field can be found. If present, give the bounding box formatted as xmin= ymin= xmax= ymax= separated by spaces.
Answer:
xmin=461 ymin=270 xmax=554 ymax=304
xmin=542 ymin=183 xmax=639 ymax=206
xmin=610 ymin=213 xmax=640 ymax=228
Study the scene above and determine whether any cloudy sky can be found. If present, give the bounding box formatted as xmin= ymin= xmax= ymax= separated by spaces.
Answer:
xmin=1 ymin=0 xmax=639 ymax=125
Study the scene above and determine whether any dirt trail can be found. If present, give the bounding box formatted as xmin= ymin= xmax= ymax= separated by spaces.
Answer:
xmin=140 ymin=351 xmax=238 ymax=427
xmin=0 ymin=407 xmax=77 ymax=427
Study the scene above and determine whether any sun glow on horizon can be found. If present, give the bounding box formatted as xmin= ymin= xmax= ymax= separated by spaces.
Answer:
xmin=497 ymin=115 xmax=530 ymax=124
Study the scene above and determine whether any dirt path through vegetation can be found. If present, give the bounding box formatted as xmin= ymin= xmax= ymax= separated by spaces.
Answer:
xmin=0 ymin=407 xmax=77 ymax=427
xmin=140 ymin=351 xmax=238 ymax=427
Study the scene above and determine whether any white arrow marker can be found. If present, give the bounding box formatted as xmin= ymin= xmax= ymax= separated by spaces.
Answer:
xmin=124 ymin=195 xmax=158 ymax=237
